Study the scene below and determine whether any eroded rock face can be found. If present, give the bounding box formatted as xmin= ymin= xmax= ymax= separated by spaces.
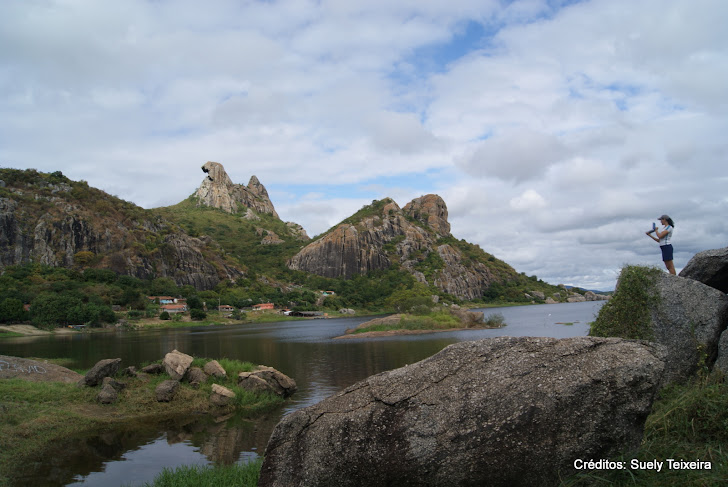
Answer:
xmin=402 ymin=194 xmax=450 ymax=237
xmin=0 ymin=177 xmax=244 ymax=291
xmin=679 ymin=247 xmax=728 ymax=293
xmin=288 ymin=196 xmax=510 ymax=300
xmin=194 ymin=162 xmax=279 ymax=218
xmin=649 ymin=274 xmax=728 ymax=384
xmin=259 ymin=337 xmax=666 ymax=487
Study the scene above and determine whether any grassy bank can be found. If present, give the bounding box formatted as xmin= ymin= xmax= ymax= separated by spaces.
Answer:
xmin=347 ymin=308 xmax=506 ymax=335
xmin=0 ymin=357 xmax=284 ymax=486
xmin=133 ymin=460 xmax=263 ymax=487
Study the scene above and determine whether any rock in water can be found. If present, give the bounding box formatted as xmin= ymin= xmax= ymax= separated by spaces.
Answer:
xmin=259 ymin=336 xmax=665 ymax=487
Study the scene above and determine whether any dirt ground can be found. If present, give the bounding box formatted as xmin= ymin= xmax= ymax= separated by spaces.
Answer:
xmin=0 ymin=325 xmax=76 ymax=336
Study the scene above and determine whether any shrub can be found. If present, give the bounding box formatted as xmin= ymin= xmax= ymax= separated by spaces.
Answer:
xmin=159 ymin=311 xmax=170 ymax=320
xmin=190 ymin=308 xmax=207 ymax=320
xmin=589 ymin=265 xmax=661 ymax=340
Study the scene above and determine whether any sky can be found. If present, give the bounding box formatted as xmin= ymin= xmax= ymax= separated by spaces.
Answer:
xmin=1 ymin=0 xmax=727 ymax=291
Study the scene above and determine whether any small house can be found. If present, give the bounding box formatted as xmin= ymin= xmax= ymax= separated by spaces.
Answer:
xmin=252 ymin=303 xmax=275 ymax=311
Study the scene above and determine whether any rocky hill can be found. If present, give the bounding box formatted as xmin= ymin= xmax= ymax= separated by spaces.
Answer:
xmin=288 ymin=195 xmax=522 ymax=300
xmin=0 ymin=168 xmax=243 ymax=289
xmin=1 ymin=165 xmax=568 ymax=303
xmin=194 ymin=161 xmax=280 ymax=219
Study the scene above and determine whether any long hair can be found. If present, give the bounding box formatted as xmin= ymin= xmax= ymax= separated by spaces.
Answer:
xmin=666 ymin=217 xmax=675 ymax=227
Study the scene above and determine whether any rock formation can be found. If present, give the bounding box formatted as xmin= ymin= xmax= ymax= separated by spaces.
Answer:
xmin=679 ymin=246 xmax=728 ymax=293
xmin=288 ymin=196 xmax=515 ymax=300
xmin=237 ymin=366 xmax=297 ymax=398
xmin=258 ymin=336 xmax=666 ymax=487
xmin=0 ymin=170 xmax=245 ymax=290
xmin=194 ymin=161 xmax=279 ymax=218
xmin=644 ymin=274 xmax=728 ymax=384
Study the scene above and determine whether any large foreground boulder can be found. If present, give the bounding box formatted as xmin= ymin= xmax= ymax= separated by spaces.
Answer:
xmin=679 ymin=247 xmax=728 ymax=293
xmin=0 ymin=355 xmax=83 ymax=384
xmin=259 ymin=336 xmax=665 ymax=487
xmin=650 ymin=274 xmax=728 ymax=384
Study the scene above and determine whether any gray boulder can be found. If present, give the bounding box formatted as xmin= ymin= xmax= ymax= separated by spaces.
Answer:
xmin=679 ymin=247 xmax=728 ymax=293
xmin=78 ymin=358 xmax=122 ymax=387
xmin=185 ymin=367 xmax=208 ymax=387
xmin=259 ymin=336 xmax=665 ymax=487
xmin=238 ymin=366 xmax=297 ymax=398
xmin=141 ymin=363 xmax=164 ymax=375
xmin=650 ymin=274 xmax=728 ymax=384
xmin=716 ymin=331 xmax=728 ymax=375
xmin=163 ymin=349 xmax=194 ymax=380
xmin=203 ymin=360 xmax=227 ymax=378
xmin=210 ymin=384 xmax=236 ymax=406
xmin=0 ymin=355 xmax=83 ymax=384
xmin=96 ymin=378 xmax=124 ymax=404
xmin=155 ymin=379 xmax=179 ymax=402
xmin=96 ymin=383 xmax=118 ymax=404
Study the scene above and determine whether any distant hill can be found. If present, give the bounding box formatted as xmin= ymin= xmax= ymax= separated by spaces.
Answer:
xmin=0 ymin=168 xmax=242 ymax=289
xmin=0 ymin=165 xmax=580 ymax=305
xmin=288 ymin=195 xmax=532 ymax=300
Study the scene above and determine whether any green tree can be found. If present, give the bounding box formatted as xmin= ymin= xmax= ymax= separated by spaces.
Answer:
xmin=190 ymin=308 xmax=207 ymax=320
xmin=0 ymin=298 xmax=28 ymax=323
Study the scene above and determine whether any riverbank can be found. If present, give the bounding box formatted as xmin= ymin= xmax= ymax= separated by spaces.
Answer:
xmin=335 ymin=307 xmax=506 ymax=339
xmin=0 ymin=356 xmax=286 ymax=486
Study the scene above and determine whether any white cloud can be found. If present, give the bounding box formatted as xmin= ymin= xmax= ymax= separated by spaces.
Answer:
xmin=1 ymin=0 xmax=727 ymax=291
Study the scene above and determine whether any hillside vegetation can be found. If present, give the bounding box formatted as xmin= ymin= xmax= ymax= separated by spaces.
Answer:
xmin=0 ymin=168 xmax=590 ymax=329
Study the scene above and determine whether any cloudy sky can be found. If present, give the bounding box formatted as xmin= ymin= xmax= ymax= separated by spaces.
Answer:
xmin=2 ymin=0 xmax=726 ymax=291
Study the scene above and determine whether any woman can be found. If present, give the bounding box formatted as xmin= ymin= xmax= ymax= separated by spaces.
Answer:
xmin=646 ymin=214 xmax=675 ymax=274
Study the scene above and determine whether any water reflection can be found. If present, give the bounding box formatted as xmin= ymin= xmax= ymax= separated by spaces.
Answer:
xmin=0 ymin=301 xmax=605 ymax=486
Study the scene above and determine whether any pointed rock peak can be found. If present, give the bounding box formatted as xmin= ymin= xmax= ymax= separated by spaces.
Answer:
xmin=247 ymin=175 xmax=270 ymax=199
xmin=403 ymin=194 xmax=450 ymax=236
xmin=194 ymin=162 xmax=279 ymax=218
xmin=201 ymin=161 xmax=233 ymax=186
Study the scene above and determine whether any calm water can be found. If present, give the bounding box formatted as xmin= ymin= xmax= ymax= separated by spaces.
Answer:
xmin=0 ymin=301 xmax=604 ymax=486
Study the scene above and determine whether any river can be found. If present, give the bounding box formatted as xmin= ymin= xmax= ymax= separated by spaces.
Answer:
xmin=0 ymin=300 xmax=605 ymax=486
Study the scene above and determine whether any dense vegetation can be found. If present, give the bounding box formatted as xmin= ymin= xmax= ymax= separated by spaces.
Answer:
xmin=589 ymin=265 xmax=661 ymax=340
xmin=0 ymin=168 xmax=592 ymax=329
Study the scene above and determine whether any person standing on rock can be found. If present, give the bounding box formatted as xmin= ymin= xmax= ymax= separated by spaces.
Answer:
xmin=646 ymin=214 xmax=675 ymax=275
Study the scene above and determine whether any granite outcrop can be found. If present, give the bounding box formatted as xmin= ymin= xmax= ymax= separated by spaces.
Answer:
xmin=259 ymin=336 xmax=666 ymax=487
xmin=195 ymin=161 xmax=279 ymax=218
xmin=287 ymin=196 xmax=515 ymax=300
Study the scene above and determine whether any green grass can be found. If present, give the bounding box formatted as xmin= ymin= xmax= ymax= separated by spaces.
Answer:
xmin=563 ymin=373 xmax=728 ymax=486
xmin=133 ymin=459 xmax=263 ymax=487
xmin=0 ymin=330 xmax=24 ymax=338
xmin=0 ymin=357 xmax=284 ymax=486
